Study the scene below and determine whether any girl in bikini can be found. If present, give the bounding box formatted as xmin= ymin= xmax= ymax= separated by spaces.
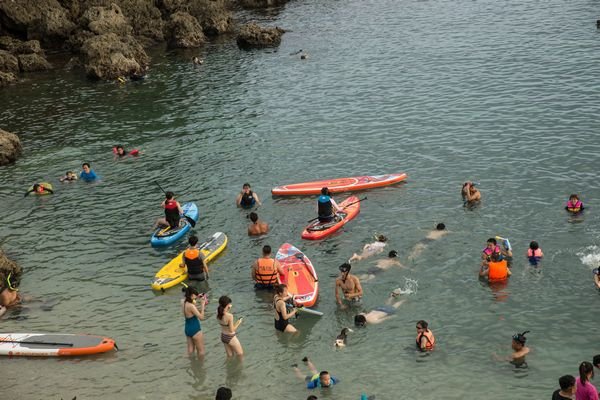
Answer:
xmin=217 ymin=296 xmax=244 ymax=358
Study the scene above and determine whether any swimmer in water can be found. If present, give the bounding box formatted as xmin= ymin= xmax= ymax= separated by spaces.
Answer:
xmin=481 ymin=237 xmax=512 ymax=267
xmin=479 ymin=252 xmax=511 ymax=282
xmin=565 ymin=194 xmax=584 ymax=213
xmin=527 ymin=241 xmax=544 ymax=266
xmin=24 ymin=183 xmax=54 ymax=197
xmin=0 ymin=271 xmax=22 ymax=319
xmin=236 ymin=183 xmax=262 ymax=209
xmin=79 ymin=162 xmax=98 ymax=182
xmin=510 ymin=331 xmax=531 ymax=367
xmin=415 ymin=320 xmax=436 ymax=352
xmin=59 ymin=171 xmax=77 ymax=182
xmin=113 ymin=145 xmax=141 ymax=158
xmin=192 ymin=56 xmax=204 ymax=65
xmin=252 ymin=245 xmax=283 ymax=289
xmin=349 ymin=235 xmax=388 ymax=262
xmin=354 ymin=294 xmax=406 ymax=326
xmin=247 ymin=212 xmax=269 ymax=236
xmin=357 ymin=250 xmax=404 ymax=282
xmin=593 ymin=268 xmax=600 ymax=291
xmin=408 ymin=223 xmax=448 ymax=260
xmin=462 ymin=181 xmax=481 ymax=203
xmin=292 ymin=357 xmax=339 ymax=389
xmin=593 ymin=354 xmax=600 ymax=370
xmin=335 ymin=263 xmax=363 ymax=309
xmin=273 ymin=284 xmax=298 ymax=333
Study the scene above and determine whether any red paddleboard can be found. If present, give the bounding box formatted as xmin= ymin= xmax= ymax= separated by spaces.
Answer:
xmin=272 ymin=173 xmax=407 ymax=196
xmin=275 ymin=244 xmax=318 ymax=307
xmin=301 ymin=196 xmax=360 ymax=240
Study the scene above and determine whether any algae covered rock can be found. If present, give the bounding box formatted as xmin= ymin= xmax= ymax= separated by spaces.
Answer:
xmin=166 ymin=12 xmax=205 ymax=48
xmin=237 ymin=23 xmax=285 ymax=49
xmin=80 ymin=32 xmax=149 ymax=80
xmin=0 ymin=129 xmax=22 ymax=165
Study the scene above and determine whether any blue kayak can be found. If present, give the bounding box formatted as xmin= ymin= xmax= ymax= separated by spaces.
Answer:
xmin=150 ymin=202 xmax=199 ymax=247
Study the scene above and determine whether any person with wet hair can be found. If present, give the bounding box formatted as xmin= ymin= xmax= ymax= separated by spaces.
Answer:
xmin=462 ymin=181 xmax=481 ymax=203
xmin=236 ymin=183 xmax=261 ymax=209
xmin=576 ymin=361 xmax=598 ymax=400
xmin=593 ymin=268 xmax=600 ymax=291
xmin=357 ymin=250 xmax=404 ymax=282
xmin=292 ymin=357 xmax=338 ymax=389
xmin=552 ymin=375 xmax=576 ymax=400
xmin=349 ymin=234 xmax=388 ymax=262
xmin=510 ymin=331 xmax=531 ymax=367
xmin=247 ymin=212 xmax=269 ymax=236
xmin=0 ymin=259 xmax=23 ymax=319
xmin=354 ymin=294 xmax=406 ymax=327
xmin=593 ymin=354 xmax=600 ymax=370
xmin=335 ymin=263 xmax=363 ymax=309
xmin=408 ymin=223 xmax=449 ymax=260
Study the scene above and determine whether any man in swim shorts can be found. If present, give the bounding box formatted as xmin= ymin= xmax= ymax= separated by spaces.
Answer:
xmin=408 ymin=223 xmax=448 ymax=260
xmin=357 ymin=250 xmax=404 ymax=282
xmin=293 ymin=357 xmax=338 ymax=389
xmin=354 ymin=295 xmax=406 ymax=326
xmin=247 ymin=212 xmax=269 ymax=236
xmin=335 ymin=263 xmax=363 ymax=309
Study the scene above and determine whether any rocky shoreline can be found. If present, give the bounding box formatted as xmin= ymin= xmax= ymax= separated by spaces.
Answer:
xmin=0 ymin=0 xmax=287 ymax=87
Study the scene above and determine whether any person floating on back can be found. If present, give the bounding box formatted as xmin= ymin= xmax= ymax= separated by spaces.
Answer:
xmin=527 ymin=241 xmax=544 ymax=266
xmin=415 ymin=320 xmax=436 ymax=352
xmin=247 ymin=212 xmax=269 ymax=236
xmin=236 ymin=183 xmax=261 ymax=209
xmin=59 ymin=171 xmax=77 ymax=182
xmin=317 ymin=187 xmax=343 ymax=223
xmin=24 ymin=183 xmax=53 ymax=197
xmin=552 ymin=375 xmax=576 ymax=400
xmin=113 ymin=145 xmax=141 ymax=159
xmin=565 ymin=194 xmax=584 ymax=213
xmin=252 ymin=245 xmax=283 ymax=289
xmin=80 ymin=162 xmax=98 ymax=182
xmin=180 ymin=236 xmax=209 ymax=281
xmin=155 ymin=191 xmax=183 ymax=230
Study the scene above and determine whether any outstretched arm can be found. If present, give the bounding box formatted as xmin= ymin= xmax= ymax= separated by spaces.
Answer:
xmin=253 ymin=193 xmax=262 ymax=206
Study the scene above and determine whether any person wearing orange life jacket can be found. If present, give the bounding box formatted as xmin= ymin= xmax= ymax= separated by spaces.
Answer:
xmin=180 ymin=236 xmax=209 ymax=281
xmin=480 ymin=252 xmax=511 ymax=282
xmin=252 ymin=245 xmax=284 ymax=289
xmin=155 ymin=191 xmax=183 ymax=229
xmin=565 ymin=194 xmax=584 ymax=213
xmin=527 ymin=241 xmax=544 ymax=266
xmin=415 ymin=320 xmax=435 ymax=351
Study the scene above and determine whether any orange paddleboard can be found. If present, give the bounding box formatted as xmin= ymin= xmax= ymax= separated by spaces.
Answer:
xmin=275 ymin=244 xmax=318 ymax=307
xmin=272 ymin=173 xmax=407 ymax=196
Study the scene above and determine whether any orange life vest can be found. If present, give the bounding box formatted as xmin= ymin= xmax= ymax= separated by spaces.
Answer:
xmin=488 ymin=259 xmax=508 ymax=282
xmin=184 ymin=248 xmax=203 ymax=275
xmin=255 ymin=258 xmax=278 ymax=285
xmin=416 ymin=330 xmax=435 ymax=350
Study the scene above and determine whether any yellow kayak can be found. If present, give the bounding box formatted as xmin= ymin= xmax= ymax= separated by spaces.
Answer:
xmin=151 ymin=232 xmax=227 ymax=291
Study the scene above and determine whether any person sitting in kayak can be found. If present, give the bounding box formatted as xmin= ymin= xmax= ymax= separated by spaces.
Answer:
xmin=236 ymin=183 xmax=261 ymax=209
xmin=156 ymin=191 xmax=183 ymax=230
xmin=335 ymin=263 xmax=363 ymax=309
xmin=180 ymin=236 xmax=209 ymax=281
xmin=80 ymin=163 xmax=98 ymax=182
xmin=113 ymin=145 xmax=141 ymax=159
xmin=349 ymin=234 xmax=387 ymax=262
xmin=252 ymin=245 xmax=284 ymax=289
xmin=59 ymin=171 xmax=78 ymax=182
xmin=24 ymin=183 xmax=53 ymax=197
xmin=248 ymin=212 xmax=269 ymax=236
xmin=317 ymin=187 xmax=343 ymax=223
xmin=565 ymin=194 xmax=584 ymax=213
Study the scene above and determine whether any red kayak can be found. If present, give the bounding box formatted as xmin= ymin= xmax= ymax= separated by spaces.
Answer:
xmin=272 ymin=173 xmax=407 ymax=196
xmin=301 ymin=196 xmax=360 ymax=240
xmin=276 ymin=243 xmax=318 ymax=307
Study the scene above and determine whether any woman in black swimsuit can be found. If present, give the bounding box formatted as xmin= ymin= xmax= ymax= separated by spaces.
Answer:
xmin=273 ymin=284 xmax=297 ymax=333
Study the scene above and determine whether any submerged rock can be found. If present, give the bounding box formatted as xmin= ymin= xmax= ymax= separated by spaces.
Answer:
xmin=237 ymin=23 xmax=285 ymax=49
xmin=166 ymin=12 xmax=205 ymax=48
xmin=0 ymin=129 xmax=22 ymax=165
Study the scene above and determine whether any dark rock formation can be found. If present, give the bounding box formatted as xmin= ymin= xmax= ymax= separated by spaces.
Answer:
xmin=80 ymin=32 xmax=149 ymax=80
xmin=18 ymin=53 xmax=52 ymax=72
xmin=239 ymin=0 xmax=288 ymax=9
xmin=237 ymin=23 xmax=285 ymax=49
xmin=167 ymin=12 xmax=205 ymax=48
xmin=0 ymin=71 xmax=16 ymax=87
xmin=0 ymin=129 xmax=22 ymax=165
xmin=0 ymin=50 xmax=19 ymax=73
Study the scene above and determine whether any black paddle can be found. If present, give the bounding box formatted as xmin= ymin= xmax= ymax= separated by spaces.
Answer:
xmin=306 ymin=196 xmax=367 ymax=223
xmin=154 ymin=181 xmax=196 ymax=228
xmin=0 ymin=339 xmax=74 ymax=347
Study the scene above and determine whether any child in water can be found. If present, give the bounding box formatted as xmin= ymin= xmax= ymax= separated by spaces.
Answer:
xmin=527 ymin=241 xmax=544 ymax=266
xmin=59 ymin=171 xmax=78 ymax=182
xmin=113 ymin=145 xmax=141 ymax=158
xmin=565 ymin=194 xmax=584 ymax=213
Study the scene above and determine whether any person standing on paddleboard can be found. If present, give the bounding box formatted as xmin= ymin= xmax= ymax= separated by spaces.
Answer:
xmin=335 ymin=263 xmax=363 ymax=309
xmin=236 ymin=183 xmax=262 ymax=209
xmin=317 ymin=187 xmax=343 ymax=223
xmin=155 ymin=191 xmax=183 ymax=230
xmin=180 ymin=236 xmax=209 ymax=281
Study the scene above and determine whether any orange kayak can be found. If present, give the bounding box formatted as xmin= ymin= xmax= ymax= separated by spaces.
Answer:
xmin=272 ymin=173 xmax=407 ymax=196
xmin=301 ymin=196 xmax=360 ymax=240
xmin=276 ymin=244 xmax=318 ymax=307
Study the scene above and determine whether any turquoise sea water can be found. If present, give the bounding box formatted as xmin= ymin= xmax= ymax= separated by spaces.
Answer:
xmin=1 ymin=0 xmax=600 ymax=398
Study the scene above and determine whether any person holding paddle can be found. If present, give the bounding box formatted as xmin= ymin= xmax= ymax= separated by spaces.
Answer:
xmin=155 ymin=191 xmax=183 ymax=230
xmin=317 ymin=187 xmax=343 ymax=223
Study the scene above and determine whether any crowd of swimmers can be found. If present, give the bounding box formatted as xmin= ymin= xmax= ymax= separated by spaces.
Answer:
xmin=5 ymin=167 xmax=598 ymax=398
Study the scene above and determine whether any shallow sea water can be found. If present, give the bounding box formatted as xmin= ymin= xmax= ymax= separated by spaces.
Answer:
xmin=1 ymin=0 xmax=600 ymax=398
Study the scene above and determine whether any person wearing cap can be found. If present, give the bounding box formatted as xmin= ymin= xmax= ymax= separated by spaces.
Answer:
xmin=594 ymin=268 xmax=600 ymax=290
xmin=349 ymin=235 xmax=388 ymax=262
xmin=408 ymin=223 xmax=449 ymax=260
xmin=335 ymin=263 xmax=363 ymax=309
xmin=462 ymin=181 xmax=481 ymax=203
xmin=357 ymin=250 xmax=404 ymax=282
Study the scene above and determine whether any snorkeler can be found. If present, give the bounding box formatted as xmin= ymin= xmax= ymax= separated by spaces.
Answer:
xmin=80 ymin=163 xmax=98 ymax=182
xmin=349 ymin=234 xmax=388 ymax=262
xmin=59 ymin=171 xmax=77 ymax=182
xmin=527 ymin=241 xmax=544 ymax=266
xmin=357 ymin=250 xmax=404 ymax=282
xmin=408 ymin=223 xmax=448 ymax=260
xmin=354 ymin=295 xmax=406 ymax=327
xmin=247 ymin=212 xmax=269 ymax=236
xmin=565 ymin=194 xmax=584 ymax=213
xmin=293 ymin=357 xmax=339 ymax=389
xmin=510 ymin=331 xmax=530 ymax=367
xmin=335 ymin=263 xmax=363 ymax=309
